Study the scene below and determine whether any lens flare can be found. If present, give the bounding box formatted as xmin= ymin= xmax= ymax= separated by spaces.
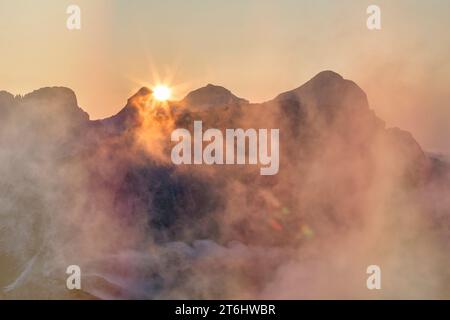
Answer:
xmin=153 ymin=85 xmax=171 ymax=101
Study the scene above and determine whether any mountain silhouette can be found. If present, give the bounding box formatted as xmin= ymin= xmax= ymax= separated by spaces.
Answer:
xmin=94 ymin=87 xmax=153 ymax=133
xmin=274 ymin=70 xmax=369 ymax=110
xmin=64 ymin=71 xmax=433 ymax=243
xmin=0 ymin=71 xmax=431 ymax=184
xmin=0 ymin=72 xmax=430 ymax=178
xmin=180 ymin=83 xmax=249 ymax=110
xmin=2 ymin=71 xmax=449 ymax=299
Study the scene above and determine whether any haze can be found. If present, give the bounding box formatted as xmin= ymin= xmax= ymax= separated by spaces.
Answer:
xmin=0 ymin=0 xmax=449 ymax=152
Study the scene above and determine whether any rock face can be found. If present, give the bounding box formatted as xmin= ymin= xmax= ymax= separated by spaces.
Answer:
xmin=95 ymin=87 xmax=153 ymax=133
xmin=1 ymin=71 xmax=448 ymax=299
xmin=0 ymin=87 xmax=90 ymax=150
xmin=80 ymin=71 xmax=432 ymax=245
xmin=0 ymin=87 xmax=89 ymax=127
xmin=0 ymin=91 xmax=16 ymax=127
xmin=21 ymin=87 xmax=89 ymax=124
xmin=0 ymin=72 xmax=432 ymax=239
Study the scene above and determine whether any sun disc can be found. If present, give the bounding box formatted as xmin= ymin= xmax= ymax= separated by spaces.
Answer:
xmin=153 ymin=85 xmax=171 ymax=101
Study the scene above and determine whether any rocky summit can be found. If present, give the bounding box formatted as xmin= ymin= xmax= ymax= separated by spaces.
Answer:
xmin=1 ymin=71 xmax=449 ymax=299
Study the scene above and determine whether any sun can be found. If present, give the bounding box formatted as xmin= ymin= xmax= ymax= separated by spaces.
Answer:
xmin=153 ymin=85 xmax=172 ymax=101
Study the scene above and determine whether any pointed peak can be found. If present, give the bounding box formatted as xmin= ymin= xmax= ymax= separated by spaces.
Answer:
xmin=138 ymin=86 xmax=152 ymax=95
xmin=275 ymin=71 xmax=346 ymax=100
xmin=274 ymin=70 xmax=369 ymax=110
xmin=310 ymin=70 xmax=344 ymax=83
xmin=131 ymin=87 xmax=152 ymax=98
xmin=127 ymin=86 xmax=153 ymax=105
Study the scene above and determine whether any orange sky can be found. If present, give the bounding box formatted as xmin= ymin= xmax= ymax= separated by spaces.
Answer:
xmin=0 ymin=0 xmax=449 ymax=152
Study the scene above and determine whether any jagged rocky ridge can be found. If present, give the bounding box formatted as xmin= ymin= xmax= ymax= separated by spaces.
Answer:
xmin=0 ymin=71 xmax=449 ymax=299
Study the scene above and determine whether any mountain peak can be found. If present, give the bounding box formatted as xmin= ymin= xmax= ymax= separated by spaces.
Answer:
xmin=128 ymin=87 xmax=152 ymax=104
xmin=0 ymin=87 xmax=89 ymax=132
xmin=98 ymin=87 xmax=154 ymax=131
xmin=274 ymin=70 xmax=369 ymax=110
xmin=21 ymin=87 xmax=89 ymax=122
xmin=309 ymin=70 xmax=344 ymax=84
xmin=0 ymin=91 xmax=16 ymax=106
xmin=136 ymin=86 xmax=152 ymax=97
xmin=181 ymin=84 xmax=248 ymax=109
xmin=22 ymin=87 xmax=78 ymax=106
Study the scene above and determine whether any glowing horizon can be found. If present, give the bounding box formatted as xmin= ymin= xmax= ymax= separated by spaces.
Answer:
xmin=0 ymin=0 xmax=449 ymax=153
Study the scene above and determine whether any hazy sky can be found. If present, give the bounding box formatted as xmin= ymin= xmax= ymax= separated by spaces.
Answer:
xmin=0 ymin=0 xmax=449 ymax=152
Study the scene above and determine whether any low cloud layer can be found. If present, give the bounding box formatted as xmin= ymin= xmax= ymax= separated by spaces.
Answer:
xmin=1 ymin=71 xmax=450 ymax=299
